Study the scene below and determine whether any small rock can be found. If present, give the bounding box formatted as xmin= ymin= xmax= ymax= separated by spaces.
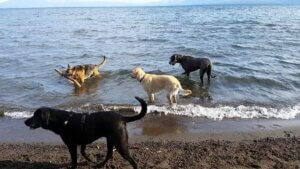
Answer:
xmin=157 ymin=160 xmax=170 ymax=169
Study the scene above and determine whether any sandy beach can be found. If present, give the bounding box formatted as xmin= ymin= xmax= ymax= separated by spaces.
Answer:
xmin=1 ymin=117 xmax=300 ymax=169
xmin=1 ymin=134 xmax=300 ymax=169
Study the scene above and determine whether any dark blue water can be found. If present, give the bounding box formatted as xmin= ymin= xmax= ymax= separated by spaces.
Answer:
xmin=0 ymin=5 xmax=299 ymax=119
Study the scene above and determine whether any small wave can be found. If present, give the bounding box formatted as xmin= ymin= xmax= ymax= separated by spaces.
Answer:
xmin=223 ymin=75 xmax=288 ymax=90
xmin=138 ymin=38 xmax=168 ymax=43
xmin=265 ymin=23 xmax=277 ymax=27
xmin=284 ymin=41 xmax=300 ymax=47
xmin=134 ymin=104 xmax=300 ymax=120
xmin=3 ymin=104 xmax=300 ymax=120
xmin=80 ymin=53 xmax=90 ymax=58
xmin=230 ymin=20 xmax=261 ymax=25
xmin=84 ymin=17 xmax=93 ymax=21
xmin=4 ymin=111 xmax=32 ymax=119
xmin=231 ymin=44 xmax=253 ymax=49
xmin=73 ymin=29 xmax=88 ymax=36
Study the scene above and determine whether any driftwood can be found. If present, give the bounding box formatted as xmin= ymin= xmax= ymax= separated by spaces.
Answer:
xmin=54 ymin=68 xmax=82 ymax=88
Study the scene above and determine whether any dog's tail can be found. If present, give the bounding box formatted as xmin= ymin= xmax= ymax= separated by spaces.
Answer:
xmin=178 ymin=87 xmax=192 ymax=96
xmin=96 ymin=56 xmax=107 ymax=69
xmin=123 ymin=97 xmax=147 ymax=123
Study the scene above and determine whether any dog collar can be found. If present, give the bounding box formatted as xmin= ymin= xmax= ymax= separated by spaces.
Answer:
xmin=139 ymin=75 xmax=145 ymax=83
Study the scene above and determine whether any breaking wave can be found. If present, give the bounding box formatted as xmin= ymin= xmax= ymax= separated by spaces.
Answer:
xmin=4 ymin=104 xmax=300 ymax=120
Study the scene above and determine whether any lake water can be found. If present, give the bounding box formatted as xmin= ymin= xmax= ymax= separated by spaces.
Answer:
xmin=0 ymin=5 xmax=300 ymax=120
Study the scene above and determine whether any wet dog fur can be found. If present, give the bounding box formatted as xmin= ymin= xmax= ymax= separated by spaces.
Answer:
xmin=169 ymin=54 xmax=215 ymax=84
xmin=131 ymin=67 xmax=192 ymax=105
xmin=24 ymin=97 xmax=147 ymax=169
xmin=66 ymin=56 xmax=106 ymax=84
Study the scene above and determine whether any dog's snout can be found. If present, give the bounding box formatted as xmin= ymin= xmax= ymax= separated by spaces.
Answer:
xmin=24 ymin=117 xmax=39 ymax=129
xmin=169 ymin=61 xmax=175 ymax=65
xmin=24 ymin=118 xmax=31 ymax=126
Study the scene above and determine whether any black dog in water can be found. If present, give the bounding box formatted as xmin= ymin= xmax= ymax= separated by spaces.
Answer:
xmin=25 ymin=97 xmax=147 ymax=169
xmin=169 ymin=54 xmax=216 ymax=84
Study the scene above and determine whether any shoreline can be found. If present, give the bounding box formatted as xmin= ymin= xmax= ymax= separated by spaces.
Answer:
xmin=1 ymin=114 xmax=300 ymax=143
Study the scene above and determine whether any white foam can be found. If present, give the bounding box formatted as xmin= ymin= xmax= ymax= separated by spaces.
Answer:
xmin=3 ymin=104 xmax=300 ymax=120
xmin=133 ymin=104 xmax=300 ymax=120
xmin=4 ymin=111 xmax=32 ymax=119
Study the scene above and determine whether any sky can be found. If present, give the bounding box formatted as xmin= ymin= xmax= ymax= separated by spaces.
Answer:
xmin=0 ymin=0 xmax=299 ymax=8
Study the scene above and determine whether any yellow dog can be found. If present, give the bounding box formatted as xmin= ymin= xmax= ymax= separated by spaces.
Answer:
xmin=132 ymin=67 xmax=192 ymax=105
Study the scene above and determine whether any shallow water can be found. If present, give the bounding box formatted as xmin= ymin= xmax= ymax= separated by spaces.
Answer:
xmin=1 ymin=115 xmax=300 ymax=143
xmin=0 ymin=5 xmax=300 ymax=119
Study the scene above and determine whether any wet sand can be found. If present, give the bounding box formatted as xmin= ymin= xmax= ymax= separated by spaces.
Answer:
xmin=1 ymin=114 xmax=300 ymax=168
xmin=1 ymin=113 xmax=300 ymax=142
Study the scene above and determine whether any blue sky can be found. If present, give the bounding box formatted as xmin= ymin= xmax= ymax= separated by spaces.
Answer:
xmin=0 ymin=0 xmax=299 ymax=8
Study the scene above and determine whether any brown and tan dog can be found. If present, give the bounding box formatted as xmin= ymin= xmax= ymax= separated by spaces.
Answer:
xmin=55 ymin=56 xmax=106 ymax=87
xmin=131 ymin=67 xmax=192 ymax=105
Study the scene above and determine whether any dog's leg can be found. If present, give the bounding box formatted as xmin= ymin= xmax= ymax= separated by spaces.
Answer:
xmin=66 ymin=143 xmax=78 ymax=169
xmin=147 ymin=93 xmax=154 ymax=104
xmin=80 ymin=145 xmax=94 ymax=163
xmin=182 ymin=72 xmax=190 ymax=77
xmin=207 ymin=66 xmax=212 ymax=83
xmin=151 ymin=94 xmax=155 ymax=102
xmin=172 ymin=95 xmax=177 ymax=104
xmin=79 ymin=76 xmax=85 ymax=84
xmin=199 ymin=69 xmax=206 ymax=85
xmin=114 ymin=133 xmax=137 ymax=169
xmin=166 ymin=94 xmax=173 ymax=105
xmin=96 ymin=138 xmax=114 ymax=167
xmin=93 ymin=70 xmax=100 ymax=76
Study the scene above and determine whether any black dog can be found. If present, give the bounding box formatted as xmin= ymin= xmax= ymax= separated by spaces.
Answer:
xmin=169 ymin=54 xmax=216 ymax=84
xmin=25 ymin=97 xmax=147 ymax=169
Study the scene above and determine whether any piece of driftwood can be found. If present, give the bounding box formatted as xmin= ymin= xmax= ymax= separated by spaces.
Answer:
xmin=54 ymin=68 xmax=82 ymax=88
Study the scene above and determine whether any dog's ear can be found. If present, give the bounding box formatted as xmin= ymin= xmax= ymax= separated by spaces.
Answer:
xmin=67 ymin=64 xmax=71 ymax=69
xmin=41 ymin=110 xmax=50 ymax=126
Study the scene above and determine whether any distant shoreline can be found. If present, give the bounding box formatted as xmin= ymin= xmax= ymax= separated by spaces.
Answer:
xmin=1 ymin=3 xmax=300 ymax=10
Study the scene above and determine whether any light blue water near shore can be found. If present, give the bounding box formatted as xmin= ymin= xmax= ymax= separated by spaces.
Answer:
xmin=0 ymin=5 xmax=299 ymax=119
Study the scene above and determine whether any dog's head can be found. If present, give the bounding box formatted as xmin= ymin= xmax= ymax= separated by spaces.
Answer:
xmin=25 ymin=107 xmax=51 ymax=129
xmin=66 ymin=64 xmax=76 ymax=76
xmin=169 ymin=54 xmax=183 ymax=65
xmin=131 ymin=67 xmax=145 ymax=80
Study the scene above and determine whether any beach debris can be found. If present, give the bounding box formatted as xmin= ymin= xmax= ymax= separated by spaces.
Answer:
xmin=284 ymin=131 xmax=294 ymax=138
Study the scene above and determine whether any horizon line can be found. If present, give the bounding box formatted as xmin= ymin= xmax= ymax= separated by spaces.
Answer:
xmin=0 ymin=3 xmax=299 ymax=9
